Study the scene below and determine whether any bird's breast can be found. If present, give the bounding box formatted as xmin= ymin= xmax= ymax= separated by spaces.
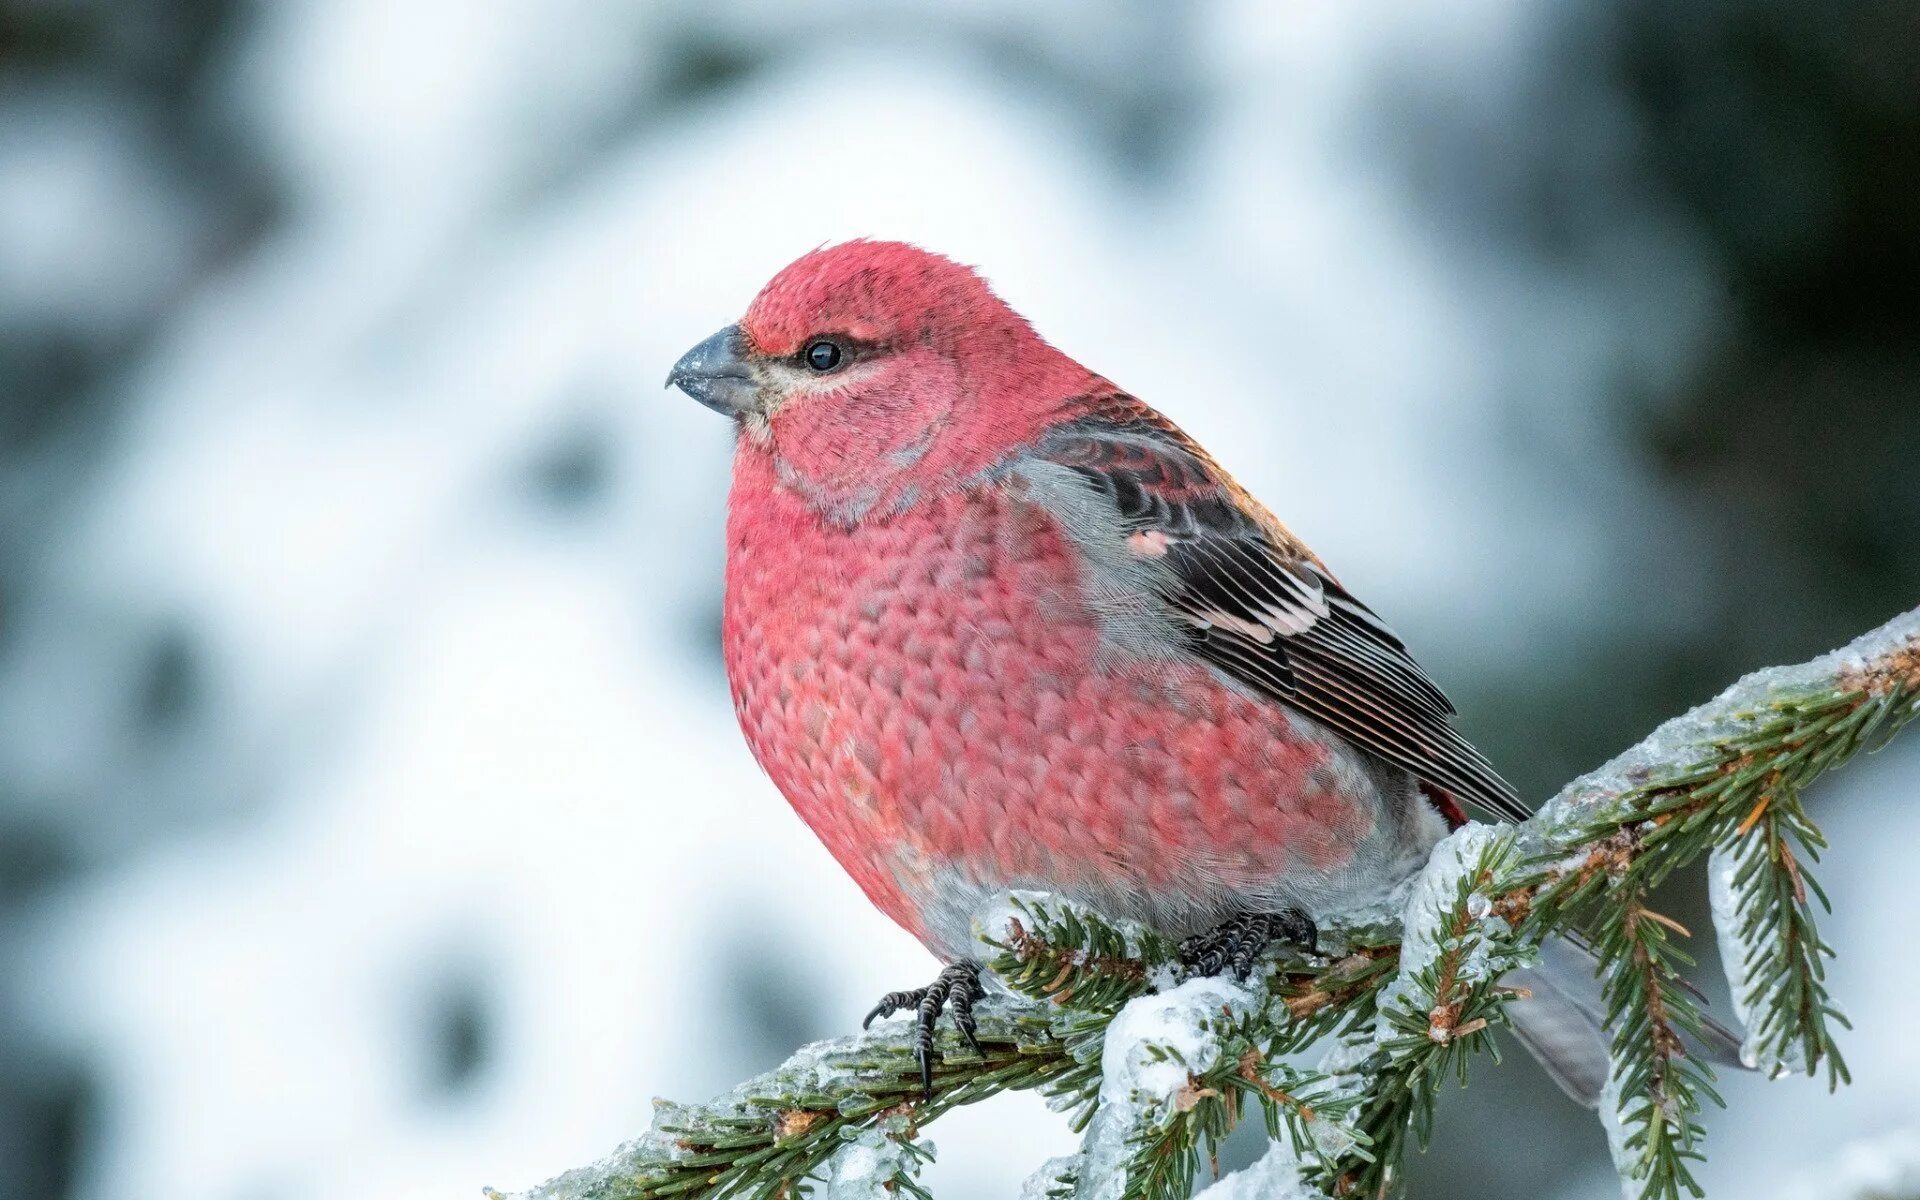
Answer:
xmin=720 ymin=449 xmax=1402 ymax=954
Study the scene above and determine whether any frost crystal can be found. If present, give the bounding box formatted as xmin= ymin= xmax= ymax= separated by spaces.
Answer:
xmin=1072 ymin=975 xmax=1255 ymax=1200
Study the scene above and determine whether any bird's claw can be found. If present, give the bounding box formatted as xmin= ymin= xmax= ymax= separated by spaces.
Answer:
xmin=1179 ymin=909 xmax=1318 ymax=981
xmin=862 ymin=961 xmax=985 ymax=1100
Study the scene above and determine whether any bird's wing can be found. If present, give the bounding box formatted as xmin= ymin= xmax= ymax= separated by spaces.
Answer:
xmin=1029 ymin=393 xmax=1529 ymax=824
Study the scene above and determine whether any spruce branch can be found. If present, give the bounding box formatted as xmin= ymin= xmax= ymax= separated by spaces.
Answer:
xmin=1709 ymin=792 xmax=1850 ymax=1088
xmin=493 ymin=606 xmax=1920 ymax=1200
xmin=486 ymin=999 xmax=1086 ymax=1200
xmin=1594 ymin=887 xmax=1721 ymax=1200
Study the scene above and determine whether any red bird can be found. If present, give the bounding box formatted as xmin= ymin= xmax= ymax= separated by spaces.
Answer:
xmin=669 ymin=241 xmax=1608 ymax=1100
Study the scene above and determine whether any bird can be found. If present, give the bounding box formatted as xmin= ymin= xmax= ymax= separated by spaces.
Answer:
xmin=669 ymin=240 xmax=1617 ymax=1103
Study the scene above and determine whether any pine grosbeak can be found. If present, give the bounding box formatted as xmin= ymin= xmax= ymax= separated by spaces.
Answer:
xmin=670 ymin=241 xmax=1659 ymax=1102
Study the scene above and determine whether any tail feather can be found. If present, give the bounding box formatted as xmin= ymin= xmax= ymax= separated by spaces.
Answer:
xmin=1506 ymin=938 xmax=1610 ymax=1106
xmin=1507 ymin=933 xmax=1747 ymax=1108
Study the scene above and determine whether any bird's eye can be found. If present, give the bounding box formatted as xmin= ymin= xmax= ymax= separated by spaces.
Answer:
xmin=804 ymin=340 xmax=844 ymax=372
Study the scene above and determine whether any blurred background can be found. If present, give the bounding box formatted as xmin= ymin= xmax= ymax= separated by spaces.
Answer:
xmin=1 ymin=1 xmax=1916 ymax=1198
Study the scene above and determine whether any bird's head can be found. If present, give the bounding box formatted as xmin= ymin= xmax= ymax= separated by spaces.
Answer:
xmin=668 ymin=241 xmax=1096 ymax=500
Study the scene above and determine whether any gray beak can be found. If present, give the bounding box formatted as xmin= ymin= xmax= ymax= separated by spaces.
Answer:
xmin=666 ymin=324 xmax=757 ymax=417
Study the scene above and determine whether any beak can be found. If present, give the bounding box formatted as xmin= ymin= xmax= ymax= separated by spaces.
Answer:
xmin=666 ymin=324 xmax=757 ymax=417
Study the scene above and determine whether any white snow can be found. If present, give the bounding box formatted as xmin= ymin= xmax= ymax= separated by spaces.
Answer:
xmin=1070 ymin=976 xmax=1257 ymax=1200
xmin=1189 ymin=1137 xmax=1321 ymax=1199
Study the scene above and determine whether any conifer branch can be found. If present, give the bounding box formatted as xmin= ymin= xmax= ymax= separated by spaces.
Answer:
xmin=493 ymin=607 xmax=1920 ymax=1200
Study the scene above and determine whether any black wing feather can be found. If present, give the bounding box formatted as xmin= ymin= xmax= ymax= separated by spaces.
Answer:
xmin=1038 ymin=407 xmax=1529 ymax=824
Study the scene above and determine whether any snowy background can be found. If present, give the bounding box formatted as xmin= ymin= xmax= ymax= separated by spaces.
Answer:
xmin=2 ymin=2 xmax=1917 ymax=1198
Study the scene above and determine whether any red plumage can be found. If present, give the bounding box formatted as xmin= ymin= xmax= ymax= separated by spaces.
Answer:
xmin=723 ymin=446 xmax=1370 ymax=957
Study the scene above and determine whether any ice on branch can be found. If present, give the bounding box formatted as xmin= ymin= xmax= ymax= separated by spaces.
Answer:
xmin=1595 ymin=1066 xmax=1642 ymax=1200
xmin=820 ymin=1118 xmax=934 ymax=1200
xmin=1707 ymin=840 xmax=1802 ymax=1076
xmin=1018 ymin=1155 xmax=1083 ymax=1200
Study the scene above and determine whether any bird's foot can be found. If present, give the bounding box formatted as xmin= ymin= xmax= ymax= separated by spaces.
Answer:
xmin=862 ymin=960 xmax=985 ymax=1100
xmin=1179 ymin=909 xmax=1318 ymax=981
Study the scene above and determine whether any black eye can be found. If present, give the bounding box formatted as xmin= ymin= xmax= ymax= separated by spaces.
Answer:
xmin=804 ymin=340 xmax=843 ymax=372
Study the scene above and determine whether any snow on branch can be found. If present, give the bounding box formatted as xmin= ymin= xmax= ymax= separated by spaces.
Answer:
xmin=490 ymin=607 xmax=1920 ymax=1200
